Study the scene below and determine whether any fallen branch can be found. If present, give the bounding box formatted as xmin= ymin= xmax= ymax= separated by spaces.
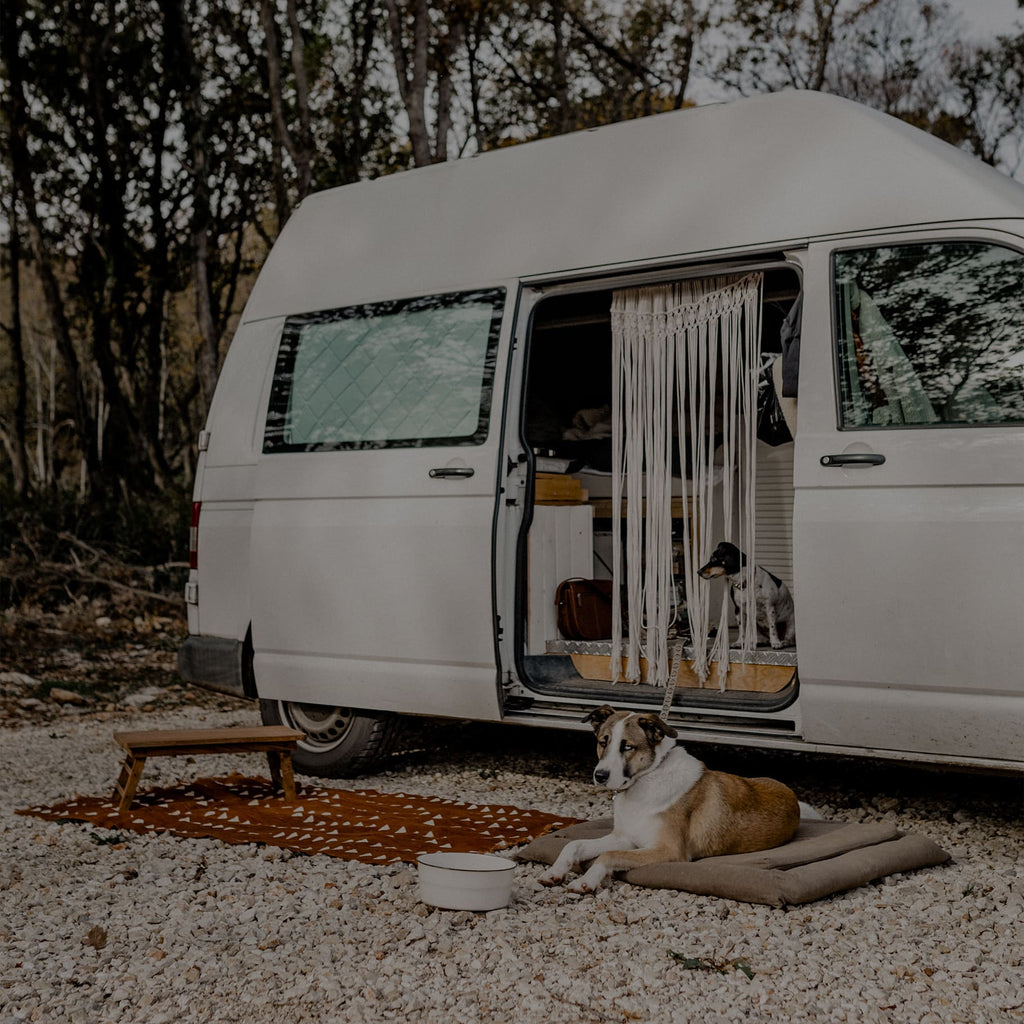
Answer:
xmin=0 ymin=554 xmax=185 ymax=609
xmin=56 ymin=532 xmax=186 ymax=574
xmin=37 ymin=561 xmax=183 ymax=607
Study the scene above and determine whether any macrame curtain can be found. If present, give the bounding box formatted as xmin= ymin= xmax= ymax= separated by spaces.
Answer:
xmin=610 ymin=273 xmax=763 ymax=693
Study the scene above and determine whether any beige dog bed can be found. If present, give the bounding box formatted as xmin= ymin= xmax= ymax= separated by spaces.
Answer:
xmin=516 ymin=818 xmax=951 ymax=907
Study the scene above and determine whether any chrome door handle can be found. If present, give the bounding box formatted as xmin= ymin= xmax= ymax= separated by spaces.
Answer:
xmin=820 ymin=453 xmax=886 ymax=467
xmin=429 ymin=467 xmax=475 ymax=478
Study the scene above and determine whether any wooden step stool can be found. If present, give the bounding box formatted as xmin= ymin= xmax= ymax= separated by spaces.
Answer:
xmin=112 ymin=726 xmax=305 ymax=814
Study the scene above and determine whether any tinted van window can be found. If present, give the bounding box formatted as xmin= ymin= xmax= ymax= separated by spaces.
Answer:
xmin=264 ymin=289 xmax=505 ymax=451
xmin=834 ymin=242 xmax=1024 ymax=427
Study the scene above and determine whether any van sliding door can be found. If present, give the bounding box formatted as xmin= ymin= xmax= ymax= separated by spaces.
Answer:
xmin=249 ymin=288 xmax=512 ymax=719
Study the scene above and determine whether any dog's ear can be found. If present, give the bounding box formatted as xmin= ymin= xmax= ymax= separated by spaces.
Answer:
xmin=636 ymin=713 xmax=678 ymax=743
xmin=583 ymin=705 xmax=617 ymax=733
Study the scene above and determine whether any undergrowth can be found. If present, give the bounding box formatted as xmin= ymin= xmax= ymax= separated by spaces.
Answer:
xmin=0 ymin=482 xmax=190 ymax=612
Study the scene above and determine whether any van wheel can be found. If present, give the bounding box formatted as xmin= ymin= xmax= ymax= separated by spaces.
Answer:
xmin=259 ymin=699 xmax=399 ymax=778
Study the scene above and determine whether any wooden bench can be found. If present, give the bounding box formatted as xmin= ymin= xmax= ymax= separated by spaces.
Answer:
xmin=112 ymin=726 xmax=305 ymax=814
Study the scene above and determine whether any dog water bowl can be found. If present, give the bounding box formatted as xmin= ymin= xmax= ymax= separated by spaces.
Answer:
xmin=417 ymin=852 xmax=515 ymax=911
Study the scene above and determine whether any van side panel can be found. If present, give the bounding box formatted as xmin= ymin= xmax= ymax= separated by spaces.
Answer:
xmin=203 ymin=318 xmax=285 ymax=470
xmin=249 ymin=463 xmax=503 ymax=719
xmin=190 ymin=317 xmax=282 ymax=642
xmin=194 ymin=498 xmax=253 ymax=638
xmin=795 ymin=487 xmax=1024 ymax=760
xmin=246 ymin=292 xmax=513 ymax=721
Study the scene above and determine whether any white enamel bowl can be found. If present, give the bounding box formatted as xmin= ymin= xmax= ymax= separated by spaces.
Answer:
xmin=417 ymin=852 xmax=516 ymax=911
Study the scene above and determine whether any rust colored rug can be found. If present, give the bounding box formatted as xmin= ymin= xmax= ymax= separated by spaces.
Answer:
xmin=17 ymin=774 xmax=581 ymax=865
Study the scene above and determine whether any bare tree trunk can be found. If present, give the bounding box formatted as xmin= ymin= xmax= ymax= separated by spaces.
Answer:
xmin=164 ymin=0 xmax=220 ymax=418
xmin=384 ymin=0 xmax=468 ymax=165
xmin=29 ymin=336 xmax=47 ymax=485
xmin=139 ymin=24 xmax=177 ymax=489
xmin=286 ymin=0 xmax=314 ymax=199
xmin=434 ymin=19 xmax=465 ymax=162
xmin=0 ymin=0 xmax=29 ymax=495
xmin=2 ymin=0 xmax=100 ymax=491
xmin=1 ymin=180 xmax=29 ymax=497
xmin=810 ymin=0 xmax=840 ymax=92
xmin=192 ymin=231 xmax=220 ymax=419
xmin=549 ymin=1 xmax=573 ymax=134
xmin=465 ymin=13 xmax=487 ymax=151
xmin=261 ymin=0 xmax=293 ymax=225
xmin=76 ymin=15 xmax=167 ymax=491
xmin=329 ymin=0 xmax=384 ymax=183
xmin=385 ymin=0 xmax=436 ymax=166
xmin=674 ymin=0 xmax=699 ymax=108
xmin=261 ymin=0 xmax=316 ymax=219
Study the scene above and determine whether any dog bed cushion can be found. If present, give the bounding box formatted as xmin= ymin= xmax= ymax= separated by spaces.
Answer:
xmin=515 ymin=818 xmax=951 ymax=906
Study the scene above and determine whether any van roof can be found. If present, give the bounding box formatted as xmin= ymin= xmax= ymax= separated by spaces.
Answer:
xmin=244 ymin=90 xmax=1024 ymax=320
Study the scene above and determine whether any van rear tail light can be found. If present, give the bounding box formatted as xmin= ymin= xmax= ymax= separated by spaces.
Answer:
xmin=189 ymin=502 xmax=201 ymax=570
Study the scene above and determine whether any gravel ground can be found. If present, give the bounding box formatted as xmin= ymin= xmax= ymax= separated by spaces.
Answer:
xmin=1 ymin=698 xmax=1022 ymax=1024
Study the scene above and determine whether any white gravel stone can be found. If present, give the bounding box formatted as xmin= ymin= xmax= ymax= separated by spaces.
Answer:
xmin=1 ymin=707 xmax=1022 ymax=1023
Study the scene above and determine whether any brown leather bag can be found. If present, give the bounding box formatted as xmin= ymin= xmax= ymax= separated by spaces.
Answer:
xmin=555 ymin=578 xmax=614 ymax=641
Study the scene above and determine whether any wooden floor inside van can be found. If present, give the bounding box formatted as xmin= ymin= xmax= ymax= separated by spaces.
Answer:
xmin=545 ymin=638 xmax=796 ymax=694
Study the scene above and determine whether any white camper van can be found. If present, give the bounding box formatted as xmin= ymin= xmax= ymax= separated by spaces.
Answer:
xmin=179 ymin=91 xmax=1024 ymax=777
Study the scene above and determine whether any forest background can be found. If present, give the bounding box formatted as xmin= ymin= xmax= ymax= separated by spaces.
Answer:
xmin=3 ymin=0 xmax=1024 ymax=614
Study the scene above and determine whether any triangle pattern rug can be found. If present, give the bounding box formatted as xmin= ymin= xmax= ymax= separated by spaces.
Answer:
xmin=17 ymin=774 xmax=582 ymax=865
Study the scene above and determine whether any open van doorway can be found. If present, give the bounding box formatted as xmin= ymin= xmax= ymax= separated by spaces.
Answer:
xmin=515 ymin=265 xmax=802 ymax=715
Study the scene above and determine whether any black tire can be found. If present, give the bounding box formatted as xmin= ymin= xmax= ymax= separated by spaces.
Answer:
xmin=259 ymin=698 xmax=400 ymax=778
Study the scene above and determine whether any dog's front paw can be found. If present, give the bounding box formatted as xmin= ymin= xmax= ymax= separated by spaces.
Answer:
xmin=538 ymin=858 xmax=576 ymax=886
xmin=537 ymin=869 xmax=566 ymax=887
xmin=566 ymin=865 xmax=607 ymax=894
xmin=565 ymin=878 xmax=596 ymax=895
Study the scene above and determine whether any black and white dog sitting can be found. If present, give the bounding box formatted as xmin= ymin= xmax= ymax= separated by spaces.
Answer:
xmin=698 ymin=541 xmax=795 ymax=650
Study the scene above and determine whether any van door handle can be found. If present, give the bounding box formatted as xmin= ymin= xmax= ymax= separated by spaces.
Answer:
xmin=820 ymin=453 xmax=886 ymax=467
xmin=429 ymin=467 xmax=475 ymax=479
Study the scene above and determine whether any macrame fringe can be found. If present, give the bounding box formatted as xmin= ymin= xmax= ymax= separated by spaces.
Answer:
xmin=611 ymin=274 xmax=762 ymax=696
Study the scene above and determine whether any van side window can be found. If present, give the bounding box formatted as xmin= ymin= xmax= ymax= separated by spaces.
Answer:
xmin=833 ymin=242 xmax=1024 ymax=428
xmin=264 ymin=288 xmax=505 ymax=451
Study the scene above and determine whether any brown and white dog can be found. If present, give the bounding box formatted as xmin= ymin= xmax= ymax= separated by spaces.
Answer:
xmin=538 ymin=706 xmax=802 ymax=894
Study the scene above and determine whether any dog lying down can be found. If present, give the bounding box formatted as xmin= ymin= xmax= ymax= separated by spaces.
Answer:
xmin=698 ymin=541 xmax=796 ymax=650
xmin=539 ymin=706 xmax=811 ymax=894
